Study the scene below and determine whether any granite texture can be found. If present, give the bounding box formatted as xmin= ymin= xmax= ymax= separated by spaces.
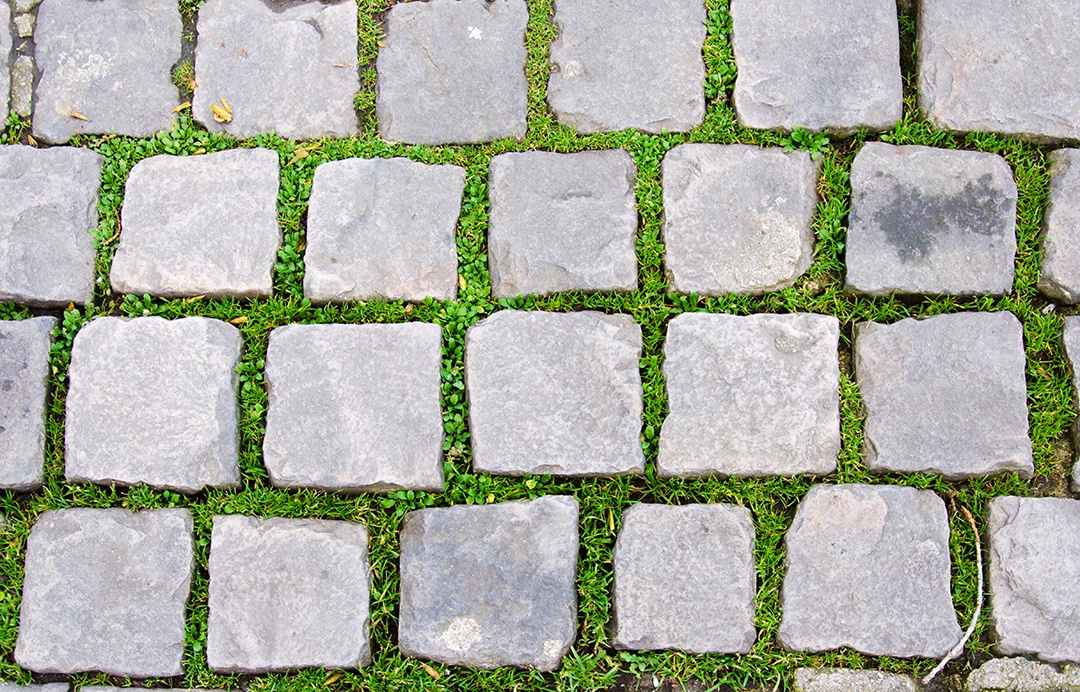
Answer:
xmin=1038 ymin=150 xmax=1080 ymax=303
xmin=794 ymin=669 xmax=917 ymax=692
xmin=0 ymin=318 xmax=56 ymax=491
xmin=1064 ymin=317 xmax=1080 ymax=492
xmin=966 ymin=657 xmax=1080 ymax=691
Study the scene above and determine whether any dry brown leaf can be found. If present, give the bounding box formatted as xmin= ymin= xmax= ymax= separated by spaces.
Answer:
xmin=222 ymin=97 xmax=232 ymax=114
xmin=67 ymin=302 xmax=75 ymax=311
xmin=285 ymin=151 xmax=309 ymax=167
xmin=458 ymin=274 xmax=466 ymax=291
xmin=192 ymin=148 xmax=206 ymax=155
xmin=331 ymin=63 xmax=355 ymax=68
xmin=377 ymin=40 xmax=386 ymax=47
xmin=183 ymin=295 xmax=205 ymax=303
xmin=420 ymin=662 xmax=440 ymax=680
xmin=324 ymin=673 xmax=343 ymax=685
xmin=211 ymin=101 xmax=232 ymax=123
xmin=67 ymin=108 xmax=89 ymax=121
xmin=229 ymin=316 xmax=248 ymax=325
xmin=26 ymin=135 xmax=37 ymax=147
xmin=188 ymin=77 xmax=198 ymax=91
xmin=173 ymin=102 xmax=192 ymax=113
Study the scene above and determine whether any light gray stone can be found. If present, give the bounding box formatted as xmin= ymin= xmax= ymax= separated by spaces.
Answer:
xmin=778 ymin=484 xmax=962 ymax=657
xmin=662 ymin=144 xmax=819 ymax=295
xmin=193 ymin=0 xmax=358 ymax=140
xmin=465 ymin=310 xmax=644 ymax=476
xmin=376 ymin=0 xmax=528 ymax=144
xmin=14 ymin=13 xmax=34 ymax=38
xmin=1064 ymin=318 xmax=1080 ymax=492
xmin=794 ymin=669 xmax=917 ymax=692
xmin=11 ymin=56 xmax=33 ymax=118
xmin=14 ymin=0 xmax=41 ymax=12
xmin=263 ymin=323 xmax=444 ymax=493
xmin=613 ymin=503 xmax=756 ymax=653
xmin=304 ymin=157 xmax=464 ymax=303
xmin=967 ymin=657 xmax=1080 ymax=691
xmin=547 ymin=0 xmax=705 ymax=134
xmin=1039 ymin=151 xmax=1080 ymax=303
xmin=856 ymin=312 xmax=1033 ymax=479
xmin=730 ymin=0 xmax=902 ymax=133
xmin=0 ymin=317 xmax=55 ymax=491
xmin=0 ymin=145 xmax=102 ymax=307
xmin=488 ymin=150 xmax=638 ymax=298
xmin=0 ymin=684 xmax=68 ymax=692
xmin=398 ymin=496 xmax=578 ymax=670
xmin=207 ymin=515 xmax=370 ymax=673
xmin=111 ymin=149 xmax=280 ymax=299
xmin=32 ymin=0 xmax=180 ymax=144
xmin=0 ymin=3 xmax=10 ymax=127
xmin=659 ymin=313 xmax=840 ymax=478
xmin=15 ymin=508 xmax=193 ymax=676
xmin=64 ymin=316 xmax=241 ymax=493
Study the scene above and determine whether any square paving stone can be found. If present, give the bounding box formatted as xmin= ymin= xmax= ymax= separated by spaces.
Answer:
xmin=33 ymin=0 xmax=181 ymax=144
xmin=855 ymin=312 xmax=1032 ymax=479
xmin=794 ymin=669 xmax=916 ymax=692
xmin=65 ymin=316 xmax=241 ymax=492
xmin=15 ymin=508 xmax=193 ymax=676
xmin=0 ymin=317 xmax=56 ymax=491
xmin=662 ymin=144 xmax=819 ymax=296
xmin=207 ymin=515 xmax=371 ymax=672
xmin=547 ymin=0 xmax=705 ymax=134
xmin=659 ymin=313 xmax=840 ymax=479
xmin=398 ymin=496 xmax=578 ymax=670
xmin=488 ymin=150 xmax=637 ymax=298
xmin=465 ymin=310 xmax=644 ymax=477
xmin=730 ymin=0 xmax=902 ymax=133
xmin=304 ymin=157 xmax=464 ymax=303
xmin=1038 ymin=150 xmax=1080 ymax=303
xmin=193 ymin=0 xmax=358 ymax=140
xmin=613 ymin=503 xmax=756 ymax=654
xmin=778 ymin=484 xmax=962 ymax=657
xmin=111 ymin=149 xmax=280 ymax=298
xmin=376 ymin=0 xmax=528 ymax=144
xmin=845 ymin=143 xmax=1018 ymax=297
xmin=0 ymin=146 xmax=103 ymax=307
xmin=263 ymin=323 xmax=444 ymax=493
xmin=1064 ymin=317 xmax=1080 ymax=491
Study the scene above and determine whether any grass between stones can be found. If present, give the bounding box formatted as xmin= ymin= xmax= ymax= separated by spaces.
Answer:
xmin=0 ymin=0 xmax=1073 ymax=690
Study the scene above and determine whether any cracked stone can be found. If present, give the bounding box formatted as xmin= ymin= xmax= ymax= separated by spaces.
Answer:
xmin=0 ymin=318 xmax=55 ymax=491
xmin=966 ymin=657 xmax=1080 ymax=691
xmin=794 ymin=669 xmax=917 ymax=692
xmin=11 ymin=56 xmax=34 ymax=117
xmin=1038 ymin=150 xmax=1080 ymax=303
xmin=1063 ymin=317 xmax=1080 ymax=492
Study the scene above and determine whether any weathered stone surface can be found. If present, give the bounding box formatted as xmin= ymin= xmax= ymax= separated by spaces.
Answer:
xmin=613 ymin=503 xmax=756 ymax=653
xmin=11 ymin=56 xmax=33 ymax=118
xmin=856 ymin=312 xmax=1032 ymax=479
xmin=1039 ymin=150 xmax=1080 ymax=303
xmin=488 ymin=150 xmax=638 ymax=298
xmin=846 ymin=143 xmax=1017 ymax=296
xmin=967 ymin=657 xmax=1080 ymax=691
xmin=207 ymin=515 xmax=370 ymax=672
xmin=15 ymin=508 xmax=193 ymax=676
xmin=304 ymin=157 xmax=464 ymax=303
xmin=988 ymin=496 xmax=1080 ymax=664
xmin=87 ymin=688 xmax=220 ymax=692
xmin=14 ymin=13 xmax=34 ymax=38
xmin=794 ymin=669 xmax=917 ymax=692
xmin=111 ymin=149 xmax=280 ymax=298
xmin=1064 ymin=318 xmax=1080 ymax=492
xmin=0 ymin=318 xmax=55 ymax=491
xmin=193 ymin=0 xmax=358 ymax=140
xmin=0 ymin=145 xmax=102 ymax=307
xmin=730 ymin=0 xmax=902 ymax=133
xmin=65 ymin=316 xmax=241 ymax=493
xmin=376 ymin=0 xmax=527 ymax=144
xmin=14 ymin=0 xmax=41 ymax=12
xmin=0 ymin=684 xmax=69 ymax=692
xmin=779 ymin=484 xmax=961 ymax=657
xmin=0 ymin=3 xmax=10 ymax=125
xmin=263 ymin=323 xmax=444 ymax=493
xmin=398 ymin=496 xmax=578 ymax=670
xmin=465 ymin=310 xmax=644 ymax=476
xmin=662 ymin=144 xmax=818 ymax=295
xmin=33 ymin=0 xmax=180 ymax=144
xmin=547 ymin=0 xmax=705 ymax=134
xmin=659 ymin=313 xmax=840 ymax=478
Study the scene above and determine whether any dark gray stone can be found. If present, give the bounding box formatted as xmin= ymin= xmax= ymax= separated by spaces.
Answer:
xmin=0 ymin=317 xmax=55 ymax=491
xmin=304 ymin=157 xmax=464 ymax=303
xmin=794 ymin=669 xmax=917 ymax=692
xmin=1064 ymin=317 xmax=1080 ymax=492
xmin=207 ymin=515 xmax=371 ymax=672
xmin=32 ymin=0 xmax=180 ymax=144
xmin=488 ymin=150 xmax=638 ymax=298
xmin=111 ymin=149 xmax=280 ymax=299
xmin=65 ymin=316 xmax=241 ymax=493
xmin=856 ymin=312 xmax=1033 ymax=479
xmin=398 ymin=496 xmax=578 ymax=670
xmin=11 ymin=56 xmax=33 ymax=118
xmin=376 ymin=0 xmax=528 ymax=144
xmin=779 ymin=484 xmax=962 ymax=657
xmin=15 ymin=508 xmax=193 ymax=676
xmin=1039 ymin=150 xmax=1080 ymax=303
xmin=465 ymin=310 xmax=644 ymax=477
xmin=966 ymin=657 xmax=1080 ymax=691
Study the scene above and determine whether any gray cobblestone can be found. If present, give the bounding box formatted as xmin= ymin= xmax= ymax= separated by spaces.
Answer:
xmin=0 ymin=317 xmax=55 ymax=491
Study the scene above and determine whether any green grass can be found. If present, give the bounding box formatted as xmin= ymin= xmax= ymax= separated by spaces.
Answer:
xmin=0 ymin=0 xmax=1074 ymax=690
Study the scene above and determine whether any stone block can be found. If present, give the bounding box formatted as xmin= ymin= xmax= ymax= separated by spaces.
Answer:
xmin=966 ymin=657 xmax=1080 ymax=691
xmin=794 ymin=669 xmax=917 ymax=692
xmin=0 ymin=3 xmax=10 ymax=124
xmin=0 ymin=317 xmax=56 ymax=491
xmin=1064 ymin=317 xmax=1080 ymax=492
xmin=0 ymin=685 xmax=68 ymax=692
xmin=11 ymin=56 xmax=33 ymax=118
xmin=1039 ymin=150 xmax=1080 ymax=303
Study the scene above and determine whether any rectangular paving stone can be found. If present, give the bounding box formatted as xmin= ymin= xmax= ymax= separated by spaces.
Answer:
xmin=194 ymin=0 xmax=358 ymax=140
xmin=263 ymin=323 xmax=444 ymax=493
xmin=465 ymin=310 xmax=644 ymax=477
xmin=15 ymin=508 xmax=193 ymax=676
xmin=662 ymin=144 xmax=818 ymax=296
xmin=966 ymin=657 xmax=1080 ymax=691
xmin=65 ymin=316 xmax=241 ymax=493
xmin=0 ymin=685 xmax=67 ymax=692
xmin=794 ymin=669 xmax=916 ymax=692
xmin=778 ymin=484 xmax=962 ymax=658
xmin=855 ymin=312 xmax=1033 ymax=479
xmin=207 ymin=515 xmax=371 ymax=672
xmin=659 ymin=313 xmax=840 ymax=478
xmin=376 ymin=0 xmax=527 ymax=144
xmin=0 ymin=3 xmax=10 ymax=129
xmin=304 ymin=157 xmax=464 ymax=303
xmin=730 ymin=0 xmax=902 ymax=133
xmin=398 ymin=496 xmax=578 ymax=671
xmin=613 ymin=503 xmax=756 ymax=654
xmin=0 ymin=317 xmax=56 ymax=491
xmin=33 ymin=0 xmax=181 ymax=144
xmin=488 ymin=150 xmax=638 ymax=298
xmin=86 ymin=688 xmax=220 ymax=692
xmin=547 ymin=0 xmax=705 ymax=134
xmin=111 ymin=149 xmax=280 ymax=299
xmin=1038 ymin=150 xmax=1080 ymax=303
xmin=0 ymin=146 xmax=102 ymax=307
xmin=1064 ymin=317 xmax=1080 ymax=492
xmin=846 ymin=143 xmax=1017 ymax=296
